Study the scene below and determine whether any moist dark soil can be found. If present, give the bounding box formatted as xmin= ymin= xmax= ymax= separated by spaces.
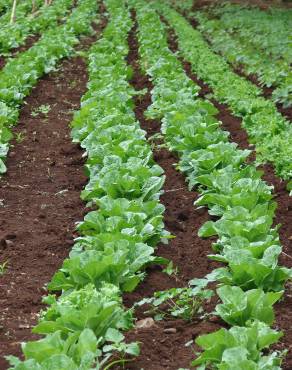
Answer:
xmin=115 ymin=13 xmax=223 ymax=370
xmin=165 ymin=19 xmax=292 ymax=369
xmin=0 ymin=13 xmax=107 ymax=369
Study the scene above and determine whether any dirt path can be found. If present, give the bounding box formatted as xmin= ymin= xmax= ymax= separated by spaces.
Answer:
xmin=0 ymin=17 xmax=106 ymax=368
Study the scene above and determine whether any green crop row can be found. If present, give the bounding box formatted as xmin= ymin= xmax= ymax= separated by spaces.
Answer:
xmin=159 ymin=4 xmax=292 ymax=188
xmin=0 ymin=0 xmax=11 ymax=15
xmin=208 ymin=3 xmax=292 ymax=65
xmin=132 ymin=0 xmax=291 ymax=368
xmin=0 ymin=0 xmax=98 ymax=175
xmin=0 ymin=0 xmax=75 ymax=56
xmin=195 ymin=12 xmax=292 ymax=108
xmin=0 ymin=0 xmax=43 ymax=26
xmin=167 ymin=0 xmax=193 ymax=12
xmin=7 ymin=0 xmax=169 ymax=368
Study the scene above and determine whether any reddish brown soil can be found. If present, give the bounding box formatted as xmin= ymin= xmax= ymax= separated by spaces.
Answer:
xmin=0 ymin=15 xmax=107 ymax=369
xmin=165 ymin=20 xmax=292 ymax=368
xmin=117 ymin=15 xmax=222 ymax=370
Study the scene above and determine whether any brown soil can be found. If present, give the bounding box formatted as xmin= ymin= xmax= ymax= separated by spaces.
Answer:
xmin=165 ymin=20 xmax=292 ymax=369
xmin=0 ymin=14 xmax=107 ymax=369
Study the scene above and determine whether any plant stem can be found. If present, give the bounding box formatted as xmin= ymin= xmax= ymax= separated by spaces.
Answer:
xmin=10 ymin=0 xmax=17 ymax=23
xmin=103 ymin=359 xmax=131 ymax=370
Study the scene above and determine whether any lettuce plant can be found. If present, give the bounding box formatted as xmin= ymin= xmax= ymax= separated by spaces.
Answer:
xmin=193 ymin=321 xmax=283 ymax=369
xmin=215 ymin=285 xmax=282 ymax=326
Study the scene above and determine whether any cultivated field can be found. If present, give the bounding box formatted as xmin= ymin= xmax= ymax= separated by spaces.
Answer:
xmin=0 ymin=0 xmax=291 ymax=369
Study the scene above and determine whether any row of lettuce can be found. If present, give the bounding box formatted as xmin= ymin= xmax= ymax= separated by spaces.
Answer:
xmin=131 ymin=0 xmax=291 ymax=368
xmin=0 ymin=0 xmax=75 ymax=56
xmin=159 ymin=1 xmax=292 ymax=190
xmin=0 ymin=0 xmax=99 ymax=175
xmin=207 ymin=3 xmax=292 ymax=66
xmin=195 ymin=6 xmax=292 ymax=109
xmin=7 ymin=0 xmax=170 ymax=368
xmin=3 ymin=0 xmax=291 ymax=368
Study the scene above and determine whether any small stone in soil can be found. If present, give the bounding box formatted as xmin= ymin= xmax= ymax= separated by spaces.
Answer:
xmin=163 ymin=328 xmax=177 ymax=334
xmin=135 ymin=317 xmax=155 ymax=329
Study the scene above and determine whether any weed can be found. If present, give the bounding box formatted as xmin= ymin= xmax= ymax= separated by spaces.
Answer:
xmin=15 ymin=132 xmax=25 ymax=143
xmin=0 ymin=260 xmax=8 ymax=276
xmin=31 ymin=104 xmax=51 ymax=118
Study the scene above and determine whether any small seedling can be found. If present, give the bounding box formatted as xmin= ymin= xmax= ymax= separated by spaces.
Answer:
xmin=162 ymin=261 xmax=179 ymax=276
xmin=0 ymin=261 xmax=8 ymax=276
xmin=148 ymin=132 xmax=166 ymax=151
xmin=100 ymin=328 xmax=140 ymax=370
xmin=31 ymin=104 xmax=51 ymax=118
xmin=15 ymin=132 xmax=25 ymax=143
xmin=69 ymin=79 xmax=77 ymax=89
xmin=148 ymin=132 xmax=163 ymax=142
xmin=136 ymin=281 xmax=213 ymax=322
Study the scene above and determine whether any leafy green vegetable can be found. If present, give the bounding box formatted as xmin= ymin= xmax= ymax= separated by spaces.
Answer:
xmin=34 ymin=283 xmax=133 ymax=337
xmin=193 ymin=321 xmax=283 ymax=369
xmin=0 ymin=0 xmax=98 ymax=177
xmin=209 ymin=246 xmax=292 ymax=291
xmin=160 ymin=3 xmax=292 ymax=182
xmin=215 ymin=285 xmax=282 ymax=326
xmin=132 ymin=3 xmax=290 ymax=368
xmin=9 ymin=1 xmax=167 ymax=368
xmin=0 ymin=0 xmax=74 ymax=56
xmin=195 ymin=8 xmax=292 ymax=108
